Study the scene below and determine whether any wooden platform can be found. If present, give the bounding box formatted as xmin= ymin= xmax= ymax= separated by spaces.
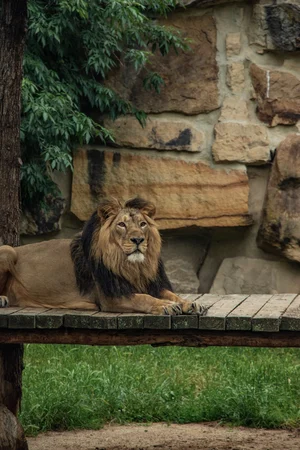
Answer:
xmin=1 ymin=294 xmax=300 ymax=347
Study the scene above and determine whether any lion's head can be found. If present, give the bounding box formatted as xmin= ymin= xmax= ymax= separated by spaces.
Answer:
xmin=95 ymin=197 xmax=161 ymax=268
xmin=72 ymin=197 xmax=166 ymax=298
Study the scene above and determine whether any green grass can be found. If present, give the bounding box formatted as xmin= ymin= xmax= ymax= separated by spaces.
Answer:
xmin=20 ymin=345 xmax=300 ymax=435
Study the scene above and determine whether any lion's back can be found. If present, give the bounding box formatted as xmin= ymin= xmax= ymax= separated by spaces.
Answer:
xmin=12 ymin=239 xmax=78 ymax=301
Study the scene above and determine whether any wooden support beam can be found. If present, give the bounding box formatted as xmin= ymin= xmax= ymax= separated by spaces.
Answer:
xmin=0 ymin=328 xmax=300 ymax=348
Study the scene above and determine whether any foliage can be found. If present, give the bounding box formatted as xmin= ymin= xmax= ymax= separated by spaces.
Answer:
xmin=21 ymin=344 xmax=300 ymax=435
xmin=22 ymin=0 xmax=187 ymax=209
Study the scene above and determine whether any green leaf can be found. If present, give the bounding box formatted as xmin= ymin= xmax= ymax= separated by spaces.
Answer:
xmin=22 ymin=0 xmax=187 ymax=209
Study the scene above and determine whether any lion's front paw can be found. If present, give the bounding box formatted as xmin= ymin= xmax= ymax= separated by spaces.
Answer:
xmin=163 ymin=302 xmax=182 ymax=316
xmin=151 ymin=302 xmax=182 ymax=316
xmin=0 ymin=296 xmax=9 ymax=308
xmin=181 ymin=301 xmax=208 ymax=316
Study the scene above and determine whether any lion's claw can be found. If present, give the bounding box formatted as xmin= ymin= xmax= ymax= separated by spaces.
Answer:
xmin=0 ymin=296 xmax=9 ymax=308
xmin=191 ymin=302 xmax=208 ymax=316
xmin=172 ymin=304 xmax=182 ymax=314
xmin=162 ymin=303 xmax=182 ymax=315
xmin=155 ymin=300 xmax=206 ymax=316
xmin=181 ymin=301 xmax=208 ymax=316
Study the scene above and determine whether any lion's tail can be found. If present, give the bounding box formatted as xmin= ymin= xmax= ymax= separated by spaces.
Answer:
xmin=0 ymin=246 xmax=26 ymax=292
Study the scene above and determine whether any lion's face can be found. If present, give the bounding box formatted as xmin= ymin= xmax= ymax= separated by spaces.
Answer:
xmin=110 ymin=209 xmax=153 ymax=263
xmin=91 ymin=198 xmax=161 ymax=284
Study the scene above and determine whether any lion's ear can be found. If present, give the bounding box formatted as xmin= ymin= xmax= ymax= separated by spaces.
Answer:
xmin=97 ymin=198 xmax=122 ymax=223
xmin=125 ymin=197 xmax=156 ymax=218
xmin=140 ymin=202 xmax=156 ymax=218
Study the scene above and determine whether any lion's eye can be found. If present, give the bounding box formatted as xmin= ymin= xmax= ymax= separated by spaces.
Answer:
xmin=140 ymin=221 xmax=147 ymax=228
xmin=117 ymin=222 xmax=126 ymax=228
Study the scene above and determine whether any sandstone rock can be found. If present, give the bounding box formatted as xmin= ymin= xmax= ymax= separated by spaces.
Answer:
xmin=165 ymin=258 xmax=200 ymax=293
xmin=104 ymin=116 xmax=204 ymax=152
xmin=161 ymin=233 xmax=210 ymax=293
xmin=250 ymin=3 xmax=300 ymax=53
xmin=226 ymin=33 xmax=241 ymax=57
xmin=249 ymin=5 xmax=270 ymax=51
xmin=250 ymin=63 xmax=300 ymax=126
xmin=210 ymin=256 xmax=300 ymax=295
xmin=219 ymin=97 xmax=249 ymax=122
xmin=257 ymin=134 xmax=300 ymax=262
xmin=226 ymin=62 xmax=245 ymax=93
xmin=20 ymin=196 xmax=66 ymax=236
xmin=198 ymin=167 xmax=274 ymax=293
xmin=107 ymin=14 xmax=219 ymax=115
xmin=212 ymin=123 xmax=270 ymax=165
xmin=71 ymin=147 xmax=251 ymax=229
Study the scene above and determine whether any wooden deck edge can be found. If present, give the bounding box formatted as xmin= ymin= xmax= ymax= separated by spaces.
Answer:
xmin=1 ymin=328 xmax=300 ymax=347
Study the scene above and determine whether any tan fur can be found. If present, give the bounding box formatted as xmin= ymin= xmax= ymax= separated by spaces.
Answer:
xmin=0 ymin=240 xmax=98 ymax=309
xmin=0 ymin=198 xmax=202 ymax=315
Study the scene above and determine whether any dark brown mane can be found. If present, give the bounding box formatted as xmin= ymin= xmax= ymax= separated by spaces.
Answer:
xmin=125 ymin=198 xmax=149 ymax=210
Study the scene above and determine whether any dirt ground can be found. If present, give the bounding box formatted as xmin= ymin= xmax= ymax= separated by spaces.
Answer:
xmin=27 ymin=422 xmax=300 ymax=450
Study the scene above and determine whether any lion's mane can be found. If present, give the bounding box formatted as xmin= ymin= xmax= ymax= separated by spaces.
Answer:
xmin=70 ymin=198 xmax=172 ymax=306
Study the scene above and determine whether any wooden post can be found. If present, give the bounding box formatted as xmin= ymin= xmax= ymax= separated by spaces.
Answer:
xmin=0 ymin=1 xmax=28 ymax=449
xmin=0 ymin=345 xmax=24 ymax=416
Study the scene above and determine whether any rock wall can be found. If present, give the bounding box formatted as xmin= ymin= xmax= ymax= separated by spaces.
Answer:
xmin=22 ymin=0 xmax=300 ymax=294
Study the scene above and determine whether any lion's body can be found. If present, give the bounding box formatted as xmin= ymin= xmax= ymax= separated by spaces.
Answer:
xmin=0 ymin=198 xmax=204 ymax=315
xmin=0 ymin=240 xmax=97 ymax=309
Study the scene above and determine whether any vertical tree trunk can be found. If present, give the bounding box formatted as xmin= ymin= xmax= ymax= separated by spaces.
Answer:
xmin=0 ymin=0 xmax=26 ymax=246
xmin=0 ymin=2 xmax=28 ymax=449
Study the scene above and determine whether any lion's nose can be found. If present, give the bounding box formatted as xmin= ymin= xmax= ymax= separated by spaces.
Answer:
xmin=130 ymin=237 xmax=144 ymax=246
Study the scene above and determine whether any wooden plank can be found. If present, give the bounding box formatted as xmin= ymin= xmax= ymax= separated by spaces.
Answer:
xmin=252 ymin=294 xmax=297 ymax=332
xmin=144 ymin=315 xmax=171 ymax=329
xmin=197 ymin=294 xmax=224 ymax=308
xmin=280 ymin=295 xmax=300 ymax=331
xmin=226 ymin=295 xmax=272 ymax=331
xmin=88 ymin=312 xmax=119 ymax=330
xmin=37 ymin=309 xmax=119 ymax=330
xmin=64 ymin=310 xmax=98 ymax=328
xmin=177 ymin=294 xmax=202 ymax=301
xmin=9 ymin=308 xmax=49 ymax=329
xmin=194 ymin=294 xmax=220 ymax=317
xmin=118 ymin=314 xmax=144 ymax=329
xmin=36 ymin=309 xmax=67 ymax=329
xmin=0 ymin=308 xmax=25 ymax=328
xmin=172 ymin=315 xmax=198 ymax=329
xmin=199 ymin=295 xmax=248 ymax=330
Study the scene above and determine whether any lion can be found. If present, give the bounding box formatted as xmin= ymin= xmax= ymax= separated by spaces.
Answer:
xmin=0 ymin=197 xmax=205 ymax=315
